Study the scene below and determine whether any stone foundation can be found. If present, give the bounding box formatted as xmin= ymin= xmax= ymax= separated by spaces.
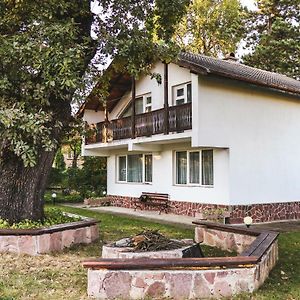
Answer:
xmin=104 ymin=195 xmax=300 ymax=224
xmin=0 ymin=219 xmax=99 ymax=255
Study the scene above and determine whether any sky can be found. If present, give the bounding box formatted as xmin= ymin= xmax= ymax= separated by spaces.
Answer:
xmin=240 ymin=0 xmax=257 ymax=10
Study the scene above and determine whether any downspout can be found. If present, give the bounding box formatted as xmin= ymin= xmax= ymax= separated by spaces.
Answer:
xmin=164 ymin=62 xmax=169 ymax=135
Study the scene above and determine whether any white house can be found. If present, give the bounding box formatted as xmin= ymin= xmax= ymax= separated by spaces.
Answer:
xmin=79 ymin=52 xmax=300 ymax=223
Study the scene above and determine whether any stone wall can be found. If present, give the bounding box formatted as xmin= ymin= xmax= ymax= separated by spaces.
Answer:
xmin=107 ymin=195 xmax=227 ymax=217
xmin=87 ymin=268 xmax=257 ymax=299
xmin=0 ymin=223 xmax=99 ymax=255
xmin=230 ymin=202 xmax=300 ymax=223
xmin=253 ymin=240 xmax=278 ymax=289
xmin=87 ymin=243 xmax=278 ymax=300
xmin=84 ymin=223 xmax=279 ymax=299
xmin=105 ymin=195 xmax=300 ymax=224
xmin=195 ymin=226 xmax=256 ymax=254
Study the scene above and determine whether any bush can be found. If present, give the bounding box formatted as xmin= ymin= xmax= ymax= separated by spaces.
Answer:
xmin=0 ymin=208 xmax=80 ymax=229
xmin=47 ymin=167 xmax=66 ymax=188
xmin=44 ymin=192 xmax=83 ymax=204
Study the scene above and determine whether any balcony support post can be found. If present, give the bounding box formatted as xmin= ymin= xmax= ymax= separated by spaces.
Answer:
xmin=131 ymin=77 xmax=136 ymax=139
xmin=164 ymin=62 xmax=169 ymax=135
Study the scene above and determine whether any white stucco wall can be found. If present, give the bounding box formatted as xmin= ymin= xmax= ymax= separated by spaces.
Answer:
xmin=83 ymin=110 xmax=105 ymax=124
xmin=83 ymin=61 xmax=300 ymax=207
xmin=193 ymin=76 xmax=300 ymax=205
xmin=83 ymin=62 xmax=191 ymax=123
xmin=107 ymin=143 xmax=230 ymax=205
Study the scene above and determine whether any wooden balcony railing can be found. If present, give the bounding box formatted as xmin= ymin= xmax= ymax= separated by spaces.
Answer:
xmin=85 ymin=102 xmax=192 ymax=144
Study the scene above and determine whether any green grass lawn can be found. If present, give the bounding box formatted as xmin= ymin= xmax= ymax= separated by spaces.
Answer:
xmin=0 ymin=205 xmax=299 ymax=300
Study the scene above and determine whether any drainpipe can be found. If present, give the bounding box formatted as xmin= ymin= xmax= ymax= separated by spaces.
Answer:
xmin=131 ymin=76 xmax=136 ymax=139
xmin=164 ymin=62 xmax=169 ymax=135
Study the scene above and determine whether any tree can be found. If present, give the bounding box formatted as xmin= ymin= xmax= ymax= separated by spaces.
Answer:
xmin=243 ymin=0 xmax=300 ymax=79
xmin=54 ymin=148 xmax=66 ymax=171
xmin=0 ymin=1 xmax=94 ymax=223
xmin=64 ymin=119 xmax=83 ymax=169
xmin=0 ymin=0 xmax=189 ymax=223
xmin=175 ymin=0 xmax=247 ymax=57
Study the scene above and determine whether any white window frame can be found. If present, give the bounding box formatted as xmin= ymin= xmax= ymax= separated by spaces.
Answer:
xmin=174 ymin=149 xmax=214 ymax=187
xmin=119 ymin=92 xmax=152 ymax=117
xmin=173 ymin=82 xmax=192 ymax=106
xmin=144 ymin=94 xmax=152 ymax=113
xmin=117 ymin=154 xmax=153 ymax=184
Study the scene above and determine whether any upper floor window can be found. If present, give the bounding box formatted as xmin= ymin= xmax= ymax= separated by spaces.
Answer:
xmin=175 ymin=149 xmax=213 ymax=186
xmin=173 ymin=83 xmax=192 ymax=106
xmin=120 ymin=93 xmax=152 ymax=117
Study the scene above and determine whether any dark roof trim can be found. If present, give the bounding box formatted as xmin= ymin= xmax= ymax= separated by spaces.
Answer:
xmin=178 ymin=52 xmax=300 ymax=97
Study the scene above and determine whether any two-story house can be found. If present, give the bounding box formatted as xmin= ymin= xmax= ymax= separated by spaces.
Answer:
xmin=79 ymin=52 xmax=300 ymax=223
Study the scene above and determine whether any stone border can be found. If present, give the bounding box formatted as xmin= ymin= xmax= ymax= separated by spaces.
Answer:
xmin=100 ymin=195 xmax=300 ymax=223
xmin=83 ymin=222 xmax=278 ymax=299
xmin=0 ymin=218 xmax=99 ymax=255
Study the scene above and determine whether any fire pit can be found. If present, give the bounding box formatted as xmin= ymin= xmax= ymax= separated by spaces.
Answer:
xmin=102 ymin=230 xmax=204 ymax=259
xmin=84 ymin=223 xmax=279 ymax=299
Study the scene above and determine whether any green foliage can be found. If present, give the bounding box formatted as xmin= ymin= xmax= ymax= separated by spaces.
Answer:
xmin=54 ymin=148 xmax=66 ymax=171
xmin=0 ymin=105 xmax=60 ymax=167
xmin=0 ymin=0 xmax=191 ymax=168
xmin=243 ymin=0 xmax=300 ymax=78
xmin=66 ymin=157 xmax=107 ymax=198
xmin=0 ymin=208 xmax=80 ymax=229
xmin=43 ymin=191 xmax=83 ymax=204
xmin=0 ymin=1 xmax=92 ymax=166
xmin=47 ymin=167 xmax=65 ymax=187
xmin=63 ymin=118 xmax=84 ymax=169
xmin=175 ymin=0 xmax=247 ymax=57
xmin=97 ymin=0 xmax=190 ymax=79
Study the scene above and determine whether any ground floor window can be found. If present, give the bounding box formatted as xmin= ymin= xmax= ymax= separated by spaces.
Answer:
xmin=175 ymin=150 xmax=213 ymax=186
xmin=117 ymin=154 xmax=152 ymax=183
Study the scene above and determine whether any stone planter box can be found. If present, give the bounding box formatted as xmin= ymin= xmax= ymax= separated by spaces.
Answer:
xmin=0 ymin=217 xmax=99 ymax=255
xmin=84 ymin=222 xmax=279 ymax=299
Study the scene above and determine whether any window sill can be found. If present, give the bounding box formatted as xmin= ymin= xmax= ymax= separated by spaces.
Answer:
xmin=173 ymin=184 xmax=214 ymax=188
xmin=116 ymin=181 xmax=152 ymax=185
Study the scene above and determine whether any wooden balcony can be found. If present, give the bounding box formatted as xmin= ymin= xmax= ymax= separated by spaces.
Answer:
xmin=85 ymin=103 xmax=192 ymax=144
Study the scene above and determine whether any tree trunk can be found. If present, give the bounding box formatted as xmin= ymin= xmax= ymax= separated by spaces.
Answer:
xmin=71 ymin=150 xmax=79 ymax=169
xmin=0 ymin=149 xmax=56 ymax=223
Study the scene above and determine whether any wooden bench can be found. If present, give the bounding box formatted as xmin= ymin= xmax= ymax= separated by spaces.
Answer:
xmin=134 ymin=192 xmax=170 ymax=214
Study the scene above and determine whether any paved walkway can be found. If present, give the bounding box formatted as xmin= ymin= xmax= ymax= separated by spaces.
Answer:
xmin=63 ymin=204 xmax=300 ymax=232
xmin=63 ymin=204 xmax=196 ymax=228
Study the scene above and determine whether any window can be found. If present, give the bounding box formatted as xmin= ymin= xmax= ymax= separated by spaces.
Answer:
xmin=145 ymin=95 xmax=152 ymax=113
xmin=175 ymin=150 xmax=213 ymax=186
xmin=176 ymin=152 xmax=187 ymax=184
xmin=117 ymin=154 xmax=153 ymax=183
xmin=144 ymin=154 xmax=153 ymax=182
xmin=120 ymin=93 xmax=152 ymax=117
xmin=118 ymin=156 xmax=127 ymax=181
xmin=173 ymin=83 xmax=192 ymax=105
